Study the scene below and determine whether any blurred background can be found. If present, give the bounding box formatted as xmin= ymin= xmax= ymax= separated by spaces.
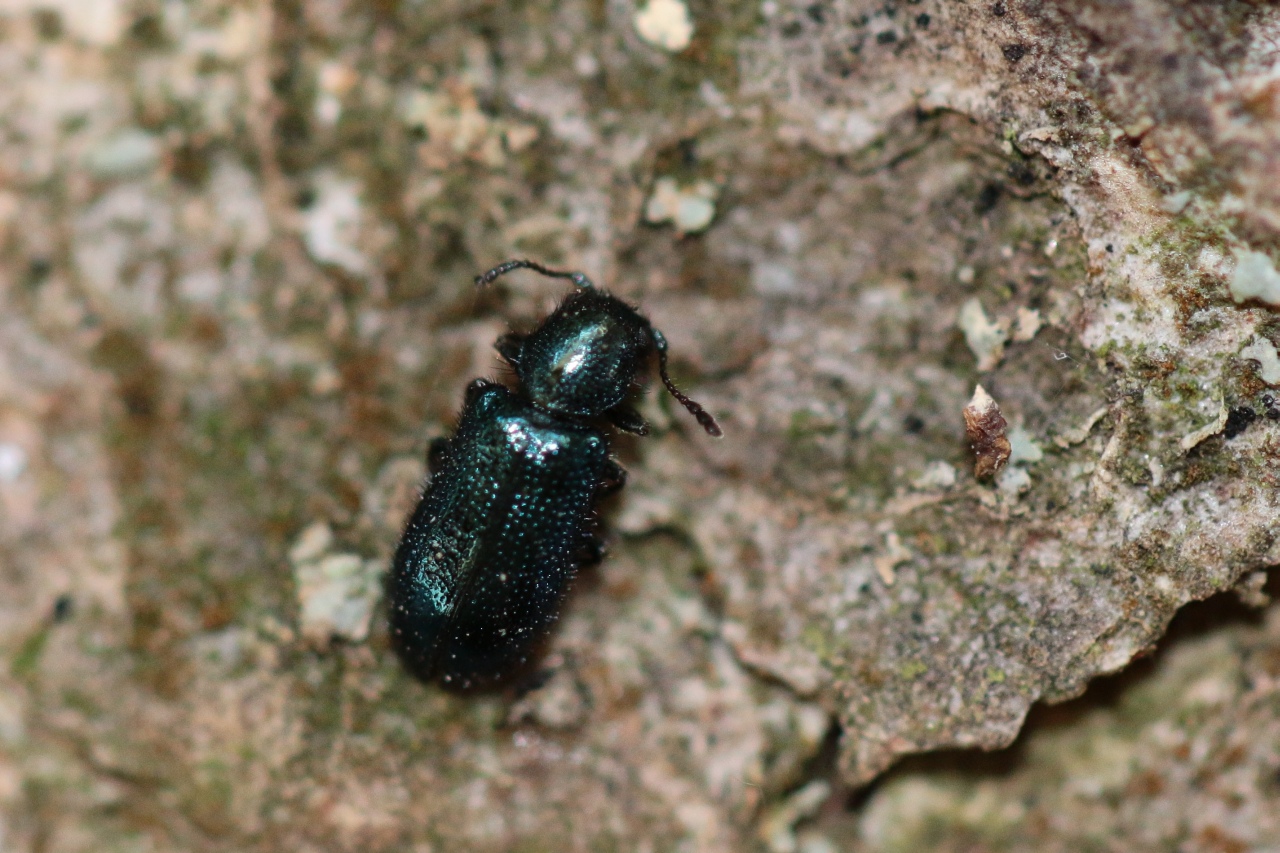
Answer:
xmin=1 ymin=1 xmax=1278 ymax=850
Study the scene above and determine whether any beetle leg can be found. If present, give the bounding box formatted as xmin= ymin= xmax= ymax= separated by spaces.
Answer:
xmin=578 ymin=530 xmax=608 ymax=566
xmin=598 ymin=459 xmax=628 ymax=496
xmin=464 ymin=377 xmax=496 ymax=403
xmin=427 ymin=438 xmax=452 ymax=475
xmin=495 ymin=332 xmax=524 ymax=369
xmin=511 ymin=666 xmax=558 ymax=698
xmin=606 ymin=405 xmax=649 ymax=436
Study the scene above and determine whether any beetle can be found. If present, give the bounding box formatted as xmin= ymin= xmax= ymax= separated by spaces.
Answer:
xmin=387 ymin=260 xmax=722 ymax=689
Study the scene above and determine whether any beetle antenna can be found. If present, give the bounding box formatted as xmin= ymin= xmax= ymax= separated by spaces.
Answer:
xmin=651 ymin=329 xmax=723 ymax=437
xmin=475 ymin=259 xmax=595 ymax=290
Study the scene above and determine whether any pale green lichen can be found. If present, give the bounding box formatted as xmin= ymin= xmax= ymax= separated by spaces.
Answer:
xmin=634 ymin=0 xmax=695 ymax=52
xmin=1230 ymin=249 xmax=1280 ymax=306
xmin=644 ymin=176 xmax=720 ymax=235
xmin=1240 ymin=336 xmax=1280 ymax=385
xmin=1006 ymin=427 xmax=1043 ymax=465
xmin=958 ymin=299 xmax=1009 ymax=370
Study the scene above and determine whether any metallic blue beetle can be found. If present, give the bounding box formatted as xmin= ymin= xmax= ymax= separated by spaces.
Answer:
xmin=388 ymin=260 xmax=721 ymax=688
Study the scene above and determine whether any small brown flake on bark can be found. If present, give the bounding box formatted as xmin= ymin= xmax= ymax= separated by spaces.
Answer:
xmin=964 ymin=384 xmax=1011 ymax=479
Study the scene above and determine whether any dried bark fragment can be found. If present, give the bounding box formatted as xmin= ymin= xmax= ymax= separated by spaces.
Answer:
xmin=963 ymin=384 xmax=1011 ymax=480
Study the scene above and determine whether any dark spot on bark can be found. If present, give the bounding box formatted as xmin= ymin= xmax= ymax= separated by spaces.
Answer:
xmin=976 ymin=182 xmax=1003 ymax=214
xmin=52 ymin=595 xmax=74 ymax=623
xmin=673 ymin=138 xmax=699 ymax=169
xmin=1223 ymin=406 xmax=1256 ymax=439
xmin=34 ymin=8 xmax=63 ymax=40
xmin=129 ymin=14 xmax=167 ymax=48
xmin=26 ymin=257 xmax=51 ymax=286
xmin=1009 ymin=161 xmax=1036 ymax=186
xmin=1002 ymin=43 xmax=1027 ymax=62
xmin=171 ymin=140 xmax=211 ymax=188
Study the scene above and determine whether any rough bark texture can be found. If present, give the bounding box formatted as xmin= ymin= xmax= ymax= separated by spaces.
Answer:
xmin=1 ymin=0 xmax=1278 ymax=850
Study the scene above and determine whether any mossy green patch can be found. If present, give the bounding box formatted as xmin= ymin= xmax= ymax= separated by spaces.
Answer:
xmin=900 ymin=660 xmax=929 ymax=680
xmin=10 ymin=625 xmax=49 ymax=677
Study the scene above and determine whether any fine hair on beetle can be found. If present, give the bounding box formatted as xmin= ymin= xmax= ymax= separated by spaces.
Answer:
xmin=386 ymin=259 xmax=721 ymax=691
